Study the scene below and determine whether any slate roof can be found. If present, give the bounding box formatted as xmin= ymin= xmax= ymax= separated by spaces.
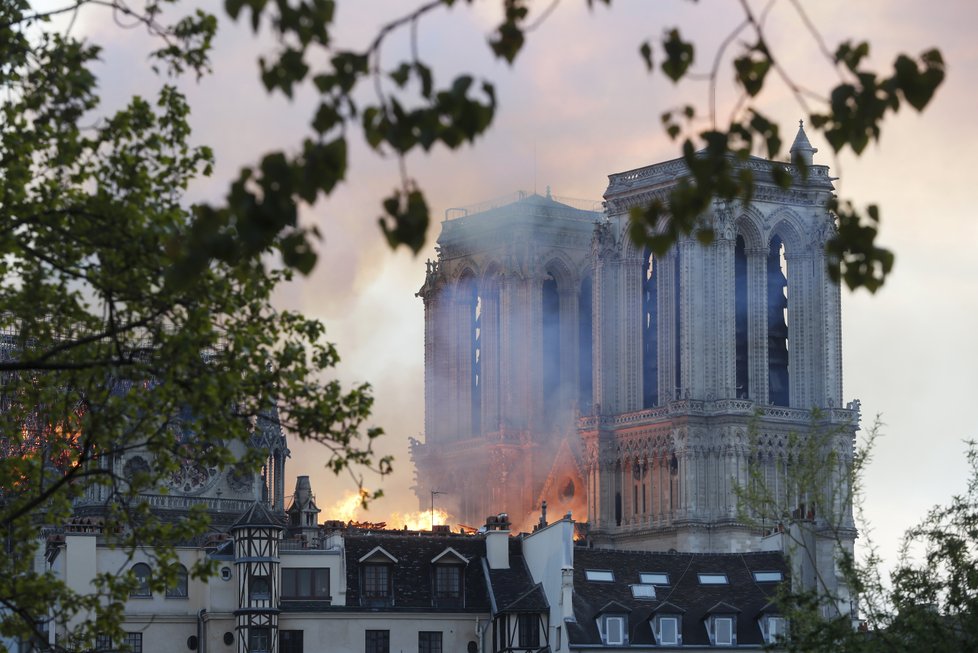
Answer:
xmin=484 ymin=538 xmax=549 ymax=614
xmin=567 ymin=548 xmax=788 ymax=647
xmin=343 ymin=532 xmax=494 ymax=612
xmin=230 ymin=501 xmax=285 ymax=531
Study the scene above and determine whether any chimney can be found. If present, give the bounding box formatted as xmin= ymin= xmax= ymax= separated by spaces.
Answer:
xmin=485 ymin=513 xmax=510 ymax=569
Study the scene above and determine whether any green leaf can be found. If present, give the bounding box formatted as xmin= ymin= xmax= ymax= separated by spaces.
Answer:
xmin=639 ymin=41 xmax=653 ymax=72
xmin=661 ymin=28 xmax=694 ymax=83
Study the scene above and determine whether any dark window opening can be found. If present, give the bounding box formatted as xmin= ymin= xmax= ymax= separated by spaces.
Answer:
xmin=248 ymin=628 xmax=271 ymax=653
xmin=282 ymin=568 xmax=330 ymax=600
xmin=518 ymin=615 xmax=540 ymax=648
xmin=165 ymin=564 xmax=189 ymax=599
xmin=365 ymin=630 xmax=390 ymax=653
xmin=542 ymin=273 xmax=561 ymax=427
xmin=249 ymin=575 xmax=270 ymax=602
xmin=579 ymin=274 xmax=593 ymax=413
xmin=767 ymin=237 xmax=789 ymax=406
xmin=642 ymin=249 xmax=659 ymax=407
xmin=615 ymin=491 xmax=622 ymax=526
xmin=434 ymin=565 xmax=461 ymax=600
xmin=130 ymin=563 xmax=152 ymax=598
xmin=735 ymin=236 xmax=749 ymax=399
xmin=419 ymin=631 xmax=443 ymax=653
xmin=123 ymin=633 xmax=143 ymax=653
xmin=363 ymin=564 xmax=391 ymax=605
xmin=280 ymin=630 xmax=303 ymax=653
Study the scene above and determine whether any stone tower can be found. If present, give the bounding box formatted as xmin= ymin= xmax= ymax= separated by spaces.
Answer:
xmin=412 ymin=191 xmax=601 ymax=529
xmin=580 ymin=123 xmax=858 ymax=608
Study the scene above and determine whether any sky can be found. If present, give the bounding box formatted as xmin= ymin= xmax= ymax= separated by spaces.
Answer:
xmin=57 ymin=0 xmax=978 ymax=572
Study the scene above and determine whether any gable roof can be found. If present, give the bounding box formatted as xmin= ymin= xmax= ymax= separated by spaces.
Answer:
xmin=568 ymin=547 xmax=788 ymax=647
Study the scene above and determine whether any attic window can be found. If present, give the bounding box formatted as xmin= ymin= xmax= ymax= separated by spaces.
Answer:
xmin=639 ymin=572 xmax=669 ymax=585
xmin=753 ymin=571 xmax=783 ymax=583
xmin=710 ymin=616 xmax=736 ymax=646
xmin=653 ymin=615 xmax=680 ymax=646
xmin=763 ymin=615 xmax=786 ymax=644
xmin=697 ymin=573 xmax=729 ymax=585
xmin=630 ymin=584 xmax=656 ymax=599
xmin=602 ymin=615 xmax=625 ymax=646
xmin=585 ymin=569 xmax=614 ymax=582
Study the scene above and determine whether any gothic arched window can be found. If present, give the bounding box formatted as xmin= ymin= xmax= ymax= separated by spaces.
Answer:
xmin=766 ymin=236 xmax=789 ymax=406
xmin=642 ymin=248 xmax=659 ymax=408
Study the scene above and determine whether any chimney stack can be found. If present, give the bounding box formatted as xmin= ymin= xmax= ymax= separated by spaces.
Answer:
xmin=485 ymin=513 xmax=510 ymax=569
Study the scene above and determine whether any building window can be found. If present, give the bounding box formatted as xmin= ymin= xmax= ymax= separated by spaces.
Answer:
xmin=753 ymin=570 xmax=783 ymax=583
xmin=602 ymin=615 xmax=625 ymax=646
xmin=655 ymin=616 xmax=680 ymax=646
xmin=518 ymin=615 xmax=539 ymax=648
xmin=434 ymin=565 xmax=461 ymax=599
xmin=165 ymin=564 xmax=189 ymax=598
xmin=95 ymin=634 xmax=112 ymax=651
xmin=250 ymin=575 xmax=271 ymax=601
xmin=584 ymin=569 xmax=614 ymax=582
xmin=419 ymin=631 xmax=443 ymax=653
xmin=249 ymin=628 xmax=271 ymax=653
xmin=122 ymin=632 xmax=143 ymax=653
xmin=763 ymin=616 xmax=786 ymax=644
xmin=363 ymin=564 xmax=391 ymax=601
xmin=280 ymin=630 xmax=304 ymax=653
xmin=365 ymin=629 xmax=389 ymax=653
xmin=130 ymin=563 xmax=152 ymax=597
xmin=697 ymin=573 xmax=729 ymax=585
xmin=640 ymin=572 xmax=669 ymax=585
xmin=282 ymin=568 xmax=330 ymax=599
xmin=712 ymin=616 xmax=735 ymax=646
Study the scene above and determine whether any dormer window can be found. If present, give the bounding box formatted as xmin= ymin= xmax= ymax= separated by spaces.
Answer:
xmin=434 ymin=565 xmax=461 ymax=599
xmin=431 ymin=547 xmax=467 ymax=607
xmin=600 ymin=615 xmax=626 ymax=646
xmin=364 ymin=565 xmax=390 ymax=601
xmin=762 ymin=615 xmax=786 ymax=644
xmin=359 ymin=546 xmax=398 ymax=607
xmin=653 ymin=615 xmax=680 ymax=646
xmin=709 ymin=615 xmax=736 ymax=647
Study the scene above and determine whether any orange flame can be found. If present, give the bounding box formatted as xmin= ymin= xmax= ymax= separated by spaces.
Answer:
xmin=325 ymin=491 xmax=453 ymax=531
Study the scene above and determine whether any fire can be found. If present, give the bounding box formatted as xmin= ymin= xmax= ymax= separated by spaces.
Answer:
xmin=325 ymin=491 xmax=453 ymax=531
xmin=327 ymin=489 xmax=370 ymax=522
xmin=388 ymin=508 xmax=451 ymax=531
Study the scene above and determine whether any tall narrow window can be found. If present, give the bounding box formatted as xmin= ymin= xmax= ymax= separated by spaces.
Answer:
xmin=542 ymin=272 xmax=561 ymax=427
xmin=735 ymin=236 xmax=749 ymax=399
xmin=642 ymin=249 xmax=658 ymax=407
xmin=579 ymin=274 xmax=593 ymax=413
xmin=518 ymin=615 xmax=540 ymax=648
xmin=767 ymin=237 xmax=789 ymax=406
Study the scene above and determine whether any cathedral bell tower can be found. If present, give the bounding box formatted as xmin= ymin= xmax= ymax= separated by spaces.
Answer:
xmin=412 ymin=191 xmax=601 ymax=529
xmin=581 ymin=123 xmax=858 ymax=605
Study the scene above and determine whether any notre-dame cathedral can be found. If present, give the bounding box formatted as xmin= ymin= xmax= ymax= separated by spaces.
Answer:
xmin=411 ymin=123 xmax=859 ymax=585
